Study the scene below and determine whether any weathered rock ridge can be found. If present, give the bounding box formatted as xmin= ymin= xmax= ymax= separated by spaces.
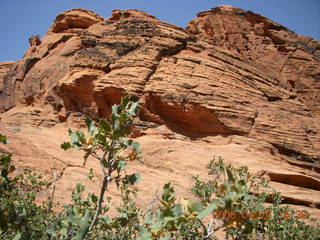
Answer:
xmin=0 ymin=6 xmax=320 ymax=220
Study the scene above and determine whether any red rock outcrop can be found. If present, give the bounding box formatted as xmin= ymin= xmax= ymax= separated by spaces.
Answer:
xmin=1 ymin=6 xmax=320 ymax=222
xmin=0 ymin=61 xmax=15 ymax=95
xmin=187 ymin=5 xmax=320 ymax=112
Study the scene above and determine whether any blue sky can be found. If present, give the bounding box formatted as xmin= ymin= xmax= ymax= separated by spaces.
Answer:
xmin=0 ymin=0 xmax=319 ymax=61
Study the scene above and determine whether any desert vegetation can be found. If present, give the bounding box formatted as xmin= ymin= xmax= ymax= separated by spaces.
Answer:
xmin=1 ymin=98 xmax=319 ymax=240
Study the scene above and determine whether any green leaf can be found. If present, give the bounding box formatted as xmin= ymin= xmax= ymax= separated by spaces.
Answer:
xmin=131 ymin=141 xmax=141 ymax=154
xmin=122 ymin=139 xmax=133 ymax=147
xmin=243 ymin=221 xmax=254 ymax=234
xmin=77 ymin=131 xmax=86 ymax=144
xmin=137 ymin=225 xmax=152 ymax=240
xmin=172 ymin=204 xmax=183 ymax=217
xmin=88 ymin=193 xmax=98 ymax=203
xmin=87 ymin=168 xmax=94 ymax=180
xmin=67 ymin=207 xmax=77 ymax=225
xmin=13 ymin=232 xmax=21 ymax=240
xmin=151 ymin=215 xmax=163 ymax=232
xmin=226 ymin=191 xmax=237 ymax=201
xmin=144 ymin=213 xmax=153 ymax=225
xmin=117 ymin=113 xmax=126 ymax=123
xmin=0 ymin=134 xmax=8 ymax=144
xmin=161 ymin=183 xmax=176 ymax=204
xmin=61 ymin=142 xmax=72 ymax=150
xmin=96 ymin=133 xmax=106 ymax=145
xmin=128 ymin=101 xmax=139 ymax=116
xmin=0 ymin=153 xmax=12 ymax=165
xmin=99 ymin=214 xmax=111 ymax=224
xmin=83 ymin=151 xmax=90 ymax=166
xmin=123 ymin=139 xmax=141 ymax=153
xmin=197 ymin=201 xmax=218 ymax=219
xmin=235 ymin=180 xmax=247 ymax=195
xmin=118 ymin=159 xmax=127 ymax=172
xmin=111 ymin=104 xmax=119 ymax=117
xmin=120 ymin=96 xmax=130 ymax=109
xmin=190 ymin=201 xmax=204 ymax=213
xmin=0 ymin=153 xmax=13 ymax=178
xmin=225 ymin=167 xmax=235 ymax=183
xmin=85 ymin=117 xmax=95 ymax=134
xmin=70 ymin=131 xmax=79 ymax=144
xmin=225 ymin=191 xmax=237 ymax=208
xmin=73 ymin=211 xmax=91 ymax=240
xmin=112 ymin=120 xmax=121 ymax=135
xmin=125 ymin=173 xmax=141 ymax=185
xmin=160 ymin=234 xmax=171 ymax=240
xmin=99 ymin=119 xmax=111 ymax=132
xmin=68 ymin=128 xmax=73 ymax=135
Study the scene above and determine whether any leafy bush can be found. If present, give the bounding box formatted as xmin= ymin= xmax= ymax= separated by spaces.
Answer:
xmin=0 ymin=97 xmax=319 ymax=240
xmin=191 ymin=158 xmax=320 ymax=239
xmin=0 ymin=134 xmax=57 ymax=239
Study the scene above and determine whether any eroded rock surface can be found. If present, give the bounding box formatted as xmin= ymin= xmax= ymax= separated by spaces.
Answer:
xmin=187 ymin=6 xmax=320 ymax=111
xmin=0 ymin=61 xmax=15 ymax=95
xmin=1 ymin=6 xmax=320 ymax=221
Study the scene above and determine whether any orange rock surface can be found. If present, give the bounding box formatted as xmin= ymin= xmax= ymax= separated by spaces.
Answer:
xmin=0 ymin=6 xmax=319 ymax=222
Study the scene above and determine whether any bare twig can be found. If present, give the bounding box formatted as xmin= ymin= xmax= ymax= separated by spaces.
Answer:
xmin=200 ymin=218 xmax=224 ymax=240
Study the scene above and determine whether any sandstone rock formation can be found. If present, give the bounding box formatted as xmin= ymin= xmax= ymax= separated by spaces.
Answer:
xmin=0 ymin=61 xmax=14 ymax=95
xmin=0 ymin=6 xmax=320 ymax=221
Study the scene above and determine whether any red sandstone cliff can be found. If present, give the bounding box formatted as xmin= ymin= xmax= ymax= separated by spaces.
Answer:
xmin=0 ymin=6 xmax=319 ymax=220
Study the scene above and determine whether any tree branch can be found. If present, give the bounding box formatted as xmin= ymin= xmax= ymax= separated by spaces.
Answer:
xmin=88 ymin=139 xmax=116 ymax=232
xmin=88 ymin=175 xmax=109 ymax=231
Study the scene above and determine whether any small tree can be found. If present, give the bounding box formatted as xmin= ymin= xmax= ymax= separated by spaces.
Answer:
xmin=61 ymin=96 xmax=142 ymax=237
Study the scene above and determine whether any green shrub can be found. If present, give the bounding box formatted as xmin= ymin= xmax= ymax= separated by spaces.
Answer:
xmin=191 ymin=157 xmax=320 ymax=239
xmin=0 ymin=135 xmax=57 ymax=239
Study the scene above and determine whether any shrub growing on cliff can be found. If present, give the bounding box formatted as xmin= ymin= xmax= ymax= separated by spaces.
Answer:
xmin=191 ymin=158 xmax=320 ymax=239
xmin=0 ymin=135 xmax=57 ymax=239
